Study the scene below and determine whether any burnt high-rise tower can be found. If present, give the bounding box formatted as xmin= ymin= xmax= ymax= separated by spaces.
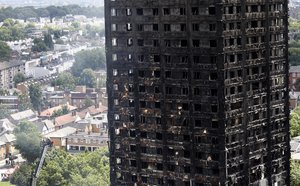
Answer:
xmin=105 ymin=0 xmax=290 ymax=185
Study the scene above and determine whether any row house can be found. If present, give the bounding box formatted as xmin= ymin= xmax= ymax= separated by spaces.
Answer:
xmin=0 ymin=61 xmax=26 ymax=89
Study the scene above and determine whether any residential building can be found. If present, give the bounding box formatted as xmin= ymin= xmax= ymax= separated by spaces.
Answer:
xmin=39 ymin=104 xmax=77 ymax=119
xmin=0 ymin=119 xmax=15 ymax=135
xmin=290 ymin=91 xmax=300 ymax=110
xmin=78 ymin=105 xmax=108 ymax=118
xmin=9 ymin=109 xmax=38 ymax=124
xmin=48 ymin=94 xmax=66 ymax=107
xmin=291 ymin=136 xmax=300 ymax=162
xmin=289 ymin=66 xmax=300 ymax=85
xmin=66 ymin=132 xmax=108 ymax=153
xmin=106 ymin=1 xmax=290 ymax=186
xmin=0 ymin=96 xmax=19 ymax=111
xmin=0 ymin=133 xmax=17 ymax=159
xmin=44 ymin=126 xmax=77 ymax=149
xmin=54 ymin=114 xmax=79 ymax=130
xmin=70 ymin=92 xmax=98 ymax=109
xmin=0 ymin=60 xmax=26 ymax=89
xmin=34 ymin=120 xmax=55 ymax=135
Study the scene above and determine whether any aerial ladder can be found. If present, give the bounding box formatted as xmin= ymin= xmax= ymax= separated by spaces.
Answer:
xmin=30 ymin=138 xmax=53 ymax=186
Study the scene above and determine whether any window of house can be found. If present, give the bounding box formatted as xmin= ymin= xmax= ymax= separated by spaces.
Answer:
xmin=153 ymin=8 xmax=159 ymax=15
xmin=136 ymin=8 xmax=143 ymax=15
xmin=126 ymin=8 xmax=132 ymax=16
xmin=192 ymin=7 xmax=199 ymax=15
xmin=192 ymin=23 xmax=199 ymax=31
xmin=209 ymin=6 xmax=216 ymax=15
xmin=163 ymin=8 xmax=170 ymax=15
xmin=194 ymin=104 xmax=201 ymax=111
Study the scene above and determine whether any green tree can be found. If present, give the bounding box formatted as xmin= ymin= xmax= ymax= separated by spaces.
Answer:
xmin=0 ymin=41 xmax=12 ymax=61
xmin=83 ymin=96 xmax=94 ymax=108
xmin=44 ymin=33 xmax=54 ymax=50
xmin=14 ymin=121 xmax=42 ymax=163
xmin=37 ymin=148 xmax=109 ymax=186
xmin=14 ymin=120 xmax=38 ymax=134
xmin=18 ymin=94 xmax=32 ymax=111
xmin=71 ymin=48 xmax=106 ymax=77
xmin=291 ymin=108 xmax=300 ymax=138
xmin=0 ymin=105 xmax=11 ymax=119
xmin=69 ymin=148 xmax=109 ymax=186
xmin=13 ymin=73 xmax=26 ymax=85
xmin=71 ymin=22 xmax=80 ymax=30
xmin=0 ymin=88 xmax=9 ymax=96
xmin=29 ymin=84 xmax=42 ymax=112
xmin=52 ymin=72 xmax=76 ymax=91
xmin=0 ymin=19 xmax=25 ymax=41
xmin=32 ymin=38 xmax=47 ymax=52
xmin=46 ymin=6 xmax=67 ymax=23
xmin=10 ymin=148 xmax=109 ymax=186
xmin=291 ymin=160 xmax=300 ymax=186
xmin=51 ymin=105 xmax=70 ymax=118
xmin=78 ymin=69 xmax=97 ymax=88
xmin=10 ymin=163 xmax=33 ymax=186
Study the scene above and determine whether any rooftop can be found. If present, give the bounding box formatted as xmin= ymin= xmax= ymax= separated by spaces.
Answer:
xmin=0 ymin=60 xmax=25 ymax=70
xmin=67 ymin=132 xmax=108 ymax=141
xmin=45 ymin=126 xmax=77 ymax=138
xmin=40 ymin=104 xmax=77 ymax=117
xmin=10 ymin=109 xmax=36 ymax=121
xmin=290 ymin=66 xmax=300 ymax=73
xmin=54 ymin=114 xmax=78 ymax=126
xmin=0 ymin=96 xmax=18 ymax=100
xmin=71 ymin=92 xmax=97 ymax=99
xmin=78 ymin=105 xmax=107 ymax=117
xmin=0 ymin=133 xmax=16 ymax=143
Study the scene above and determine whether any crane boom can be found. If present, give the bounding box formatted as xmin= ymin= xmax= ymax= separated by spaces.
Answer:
xmin=30 ymin=139 xmax=52 ymax=186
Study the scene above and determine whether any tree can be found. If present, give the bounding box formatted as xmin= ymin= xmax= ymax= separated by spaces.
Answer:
xmin=0 ymin=41 xmax=12 ymax=61
xmin=83 ymin=96 xmax=94 ymax=108
xmin=71 ymin=22 xmax=80 ymax=30
xmin=18 ymin=94 xmax=32 ymax=111
xmin=14 ymin=121 xmax=42 ymax=163
xmin=291 ymin=160 xmax=300 ymax=186
xmin=291 ymin=108 xmax=300 ymax=138
xmin=10 ymin=163 xmax=34 ymax=186
xmin=0 ymin=88 xmax=9 ymax=96
xmin=51 ymin=105 xmax=70 ymax=118
xmin=46 ymin=6 xmax=67 ymax=23
xmin=29 ymin=84 xmax=42 ymax=112
xmin=37 ymin=148 xmax=109 ymax=186
xmin=13 ymin=73 xmax=26 ymax=85
xmin=32 ymin=38 xmax=47 ymax=52
xmin=78 ymin=69 xmax=97 ymax=88
xmin=44 ymin=33 xmax=54 ymax=50
xmin=10 ymin=148 xmax=110 ymax=186
xmin=52 ymin=72 xmax=76 ymax=91
xmin=0 ymin=105 xmax=11 ymax=119
xmin=0 ymin=19 xmax=25 ymax=41
xmin=71 ymin=48 xmax=106 ymax=77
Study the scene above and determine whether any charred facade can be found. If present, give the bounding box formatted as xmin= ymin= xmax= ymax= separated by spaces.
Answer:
xmin=105 ymin=0 xmax=290 ymax=185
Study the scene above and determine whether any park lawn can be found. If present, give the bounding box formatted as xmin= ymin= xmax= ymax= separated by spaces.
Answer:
xmin=0 ymin=181 xmax=15 ymax=186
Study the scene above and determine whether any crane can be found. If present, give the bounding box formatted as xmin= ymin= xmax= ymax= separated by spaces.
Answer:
xmin=30 ymin=138 xmax=53 ymax=186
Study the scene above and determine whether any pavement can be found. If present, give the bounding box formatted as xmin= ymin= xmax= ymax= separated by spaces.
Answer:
xmin=0 ymin=154 xmax=25 ymax=169
xmin=0 ymin=154 xmax=26 ymax=181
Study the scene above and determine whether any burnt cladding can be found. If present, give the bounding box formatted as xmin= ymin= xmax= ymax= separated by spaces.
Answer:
xmin=105 ymin=0 xmax=290 ymax=185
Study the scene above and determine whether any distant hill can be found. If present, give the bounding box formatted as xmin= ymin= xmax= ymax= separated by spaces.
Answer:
xmin=0 ymin=0 xmax=103 ymax=7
